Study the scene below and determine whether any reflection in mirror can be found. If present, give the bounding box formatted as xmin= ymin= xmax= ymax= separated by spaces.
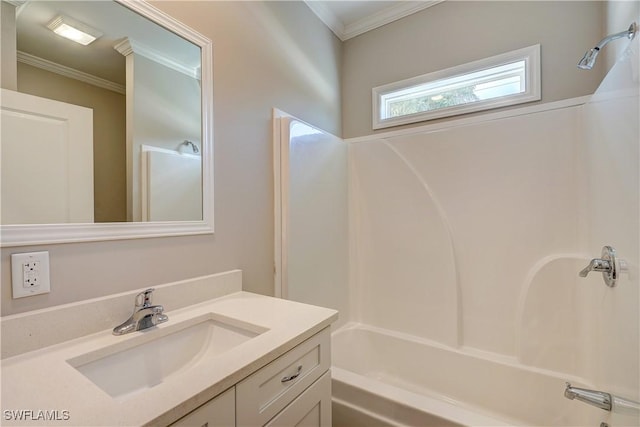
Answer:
xmin=0 ymin=0 xmax=213 ymax=246
xmin=2 ymin=0 xmax=202 ymax=225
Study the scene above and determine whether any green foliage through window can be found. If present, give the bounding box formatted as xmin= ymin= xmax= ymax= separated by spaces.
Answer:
xmin=373 ymin=46 xmax=541 ymax=129
xmin=388 ymin=86 xmax=480 ymax=118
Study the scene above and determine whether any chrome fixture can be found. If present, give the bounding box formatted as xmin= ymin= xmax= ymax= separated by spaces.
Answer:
xmin=578 ymin=22 xmax=638 ymax=70
xmin=113 ymin=288 xmax=168 ymax=335
xmin=579 ymin=245 xmax=621 ymax=287
xmin=182 ymin=140 xmax=199 ymax=154
xmin=565 ymin=383 xmax=612 ymax=411
xmin=281 ymin=365 xmax=302 ymax=383
xmin=565 ymin=383 xmax=640 ymax=415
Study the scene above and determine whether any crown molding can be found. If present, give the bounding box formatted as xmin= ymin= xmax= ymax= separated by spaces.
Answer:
xmin=305 ymin=0 xmax=444 ymax=41
xmin=113 ymin=38 xmax=134 ymax=56
xmin=2 ymin=0 xmax=28 ymax=17
xmin=2 ymin=0 xmax=26 ymax=7
xmin=304 ymin=1 xmax=345 ymax=40
xmin=17 ymin=51 xmax=125 ymax=94
xmin=113 ymin=37 xmax=200 ymax=80
xmin=344 ymin=1 xmax=444 ymax=40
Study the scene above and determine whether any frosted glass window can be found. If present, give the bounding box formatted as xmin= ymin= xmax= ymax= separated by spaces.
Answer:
xmin=373 ymin=45 xmax=541 ymax=129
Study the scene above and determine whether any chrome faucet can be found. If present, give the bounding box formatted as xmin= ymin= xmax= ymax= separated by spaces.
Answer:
xmin=113 ymin=288 xmax=168 ymax=335
xmin=565 ymin=383 xmax=640 ymax=415
xmin=565 ymin=383 xmax=612 ymax=411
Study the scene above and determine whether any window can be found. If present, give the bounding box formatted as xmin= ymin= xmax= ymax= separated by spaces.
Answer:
xmin=373 ymin=45 xmax=541 ymax=129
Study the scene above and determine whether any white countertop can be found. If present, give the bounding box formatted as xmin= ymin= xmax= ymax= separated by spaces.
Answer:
xmin=1 ymin=291 xmax=338 ymax=426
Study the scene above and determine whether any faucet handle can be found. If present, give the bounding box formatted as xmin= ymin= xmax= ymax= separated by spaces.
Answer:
xmin=579 ymin=258 xmax=611 ymax=277
xmin=578 ymin=246 xmax=620 ymax=287
xmin=135 ymin=288 xmax=155 ymax=308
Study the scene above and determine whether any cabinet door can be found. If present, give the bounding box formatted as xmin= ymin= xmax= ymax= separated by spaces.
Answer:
xmin=171 ymin=387 xmax=235 ymax=427
xmin=265 ymin=371 xmax=331 ymax=427
xmin=237 ymin=328 xmax=330 ymax=426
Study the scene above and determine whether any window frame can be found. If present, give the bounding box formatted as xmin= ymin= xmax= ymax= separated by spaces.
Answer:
xmin=372 ymin=44 xmax=541 ymax=130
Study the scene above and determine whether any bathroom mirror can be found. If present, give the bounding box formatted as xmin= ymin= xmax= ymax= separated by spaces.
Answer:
xmin=1 ymin=0 xmax=213 ymax=246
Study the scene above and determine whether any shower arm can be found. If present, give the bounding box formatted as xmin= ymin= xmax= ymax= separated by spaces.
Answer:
xmin=594 ymin=22 xmax=637 ymax=51
xmin=578 ymin=22 xmax=637 ymax=70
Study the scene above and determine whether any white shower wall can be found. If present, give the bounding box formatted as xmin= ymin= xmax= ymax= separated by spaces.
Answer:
xmin=582 ymin=36 xmax=639 ymax=422
xmin=279 ymin=35 xmax=638 ymax=424
xmin=275 ymin=116 xmax=350 ymax=329
xmin=351 ymin=105 xmax=587 ymax=361
xmin=347 ymin=35 xmax=639 ymax=420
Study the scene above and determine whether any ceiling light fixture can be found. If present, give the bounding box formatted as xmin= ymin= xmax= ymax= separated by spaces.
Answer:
xmin=47 ymin=15 xmax=102 ymax=46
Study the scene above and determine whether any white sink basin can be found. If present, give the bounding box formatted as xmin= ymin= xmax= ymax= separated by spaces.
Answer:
xmin=67 ymin=314 xmax=266 ymax=401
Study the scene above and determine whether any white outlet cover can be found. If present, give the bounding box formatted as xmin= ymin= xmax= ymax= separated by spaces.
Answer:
xmin=11 ymin=251 xmax=51 ymax=298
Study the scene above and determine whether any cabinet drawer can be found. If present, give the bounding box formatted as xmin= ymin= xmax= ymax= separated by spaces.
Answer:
xmin=171 ymin=387 xmax=235 ymax=427
xmin=265 ymin=371 xmax=331 ymax=427
xmin=236 ymin=327 xmax=330 ymax=426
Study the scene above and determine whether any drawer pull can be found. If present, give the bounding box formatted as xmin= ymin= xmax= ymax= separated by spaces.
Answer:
xmin=281 ymin=365 xmax=302 ymax=383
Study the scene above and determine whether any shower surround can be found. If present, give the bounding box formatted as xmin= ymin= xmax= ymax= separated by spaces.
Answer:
xmin=278 ymin=37 xmax=639 ymax=426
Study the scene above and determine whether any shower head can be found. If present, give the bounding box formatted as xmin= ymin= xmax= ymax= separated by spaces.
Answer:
xmin=577 ymin=22 xmax=637 ymax=70
xmin=578 ymin=48 xmax=600 ymax=70
xmin=182 ymin=140 xmax=199 ymax=154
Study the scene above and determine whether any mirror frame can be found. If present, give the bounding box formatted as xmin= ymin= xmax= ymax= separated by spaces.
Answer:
xmin=1 ymin=0 xmax=214 ymax=247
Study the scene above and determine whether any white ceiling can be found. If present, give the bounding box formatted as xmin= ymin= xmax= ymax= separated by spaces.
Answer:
xmin=305 ymin=0 xmax=444 ymax=41
xmin=15 ymin=1 xmax=200 ymax=86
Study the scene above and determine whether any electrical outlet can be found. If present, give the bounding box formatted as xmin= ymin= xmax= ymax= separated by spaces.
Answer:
xmin=11 ymin=252 xmax=50 ymax=298
xmin=23 ymin=261 xmax=41 ymax=288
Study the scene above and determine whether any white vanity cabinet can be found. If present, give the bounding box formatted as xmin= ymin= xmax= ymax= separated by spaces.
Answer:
xmin=236 ymin=327 xmax=331 ymax=426
xmin=262 ymin=372 xmax=331 ymax=427
xmin=171 ymin=387 xmax=235 ymax=427
xmin=171 ymin=327 xmax=331 ymax=427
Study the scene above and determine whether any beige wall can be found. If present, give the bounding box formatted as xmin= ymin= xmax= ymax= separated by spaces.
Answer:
xmin=17 ymin=63 xmax=127 ymax=223
xmin=342 ymin=1 xmax=606 ymax=138
xmin=1 ymin=1 xmax=341 ymax=316
xmin=1 ymin=2 xmax=17 ymax=90
xmin=604 ymin=1 xmax=640 ymax=70
xmin=130 ymin=55 xmax=201 ymax=221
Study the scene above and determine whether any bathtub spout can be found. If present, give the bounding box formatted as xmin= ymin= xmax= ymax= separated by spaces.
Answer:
xmin=564 ymin=383 xmax=612 ymax=411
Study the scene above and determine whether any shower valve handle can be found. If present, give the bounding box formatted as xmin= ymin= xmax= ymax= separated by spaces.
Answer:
xmin=579 ymin=258 xmax=611 ymax=277
xmin=578 ymin=246 xmax=619 ymax=287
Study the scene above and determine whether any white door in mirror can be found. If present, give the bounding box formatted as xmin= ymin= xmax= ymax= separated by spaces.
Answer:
xmin=11 ymin=251 xmax=50 ymax=298
xmin=1 ymin=89 xmax=94 ymax=225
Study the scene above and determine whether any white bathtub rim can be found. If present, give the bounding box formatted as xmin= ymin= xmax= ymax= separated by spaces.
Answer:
xmin=332 ymin=395 xmax=406 ymax=427
xmin=332 ymin=366 xmax=517 ymax=426
xmin=332 ymin=321 xmax=596 ymax=388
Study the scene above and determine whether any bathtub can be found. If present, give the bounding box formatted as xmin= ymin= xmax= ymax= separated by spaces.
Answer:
xmin=331 ymin=323 xmax=599 ymax=426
